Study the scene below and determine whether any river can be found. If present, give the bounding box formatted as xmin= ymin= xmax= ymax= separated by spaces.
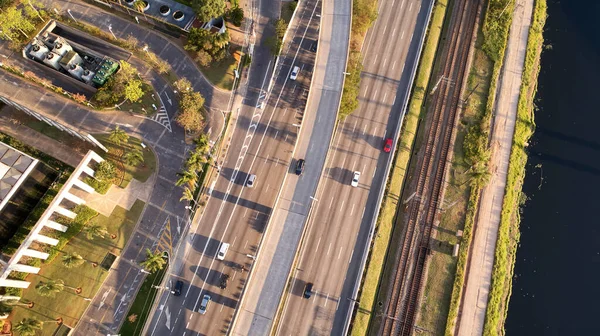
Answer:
xmin=505 ymin=0 xmax=600 ymax=334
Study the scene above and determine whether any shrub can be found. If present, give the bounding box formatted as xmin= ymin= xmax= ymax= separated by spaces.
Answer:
xmin=227 ymin=6 xmax=244 ymax=27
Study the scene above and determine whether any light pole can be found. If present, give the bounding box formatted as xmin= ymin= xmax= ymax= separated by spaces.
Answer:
xmin=67 ymin=9 xmax=77 ymax=23
xmin=140 ymin=269 xmax=150 ymax=274
xmin=107 ymin=24 xmax=117 ymax=39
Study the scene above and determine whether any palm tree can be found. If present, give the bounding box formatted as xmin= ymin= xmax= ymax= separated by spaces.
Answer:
xmin=108 ymin=126 xmax=129 ymax=146
xmin=83 ymin=224 xmax=109 ymax=240
xmin=194 ymin=134 xmax=210 ymax=156
xmin=176 ymin=170 xmax=197 ymax=187
xmin=13 ymin=318 xmax=42 ymax=336
xmin=140 ymin=249 xmax=167 ymax=273
xmin=133 ymin=0 xmax=148 ymax=20
xmin=62 ymin=251 xmax=85 ymax=268
xmin=180 ymin=187 xmax=196 ymax=204
xmin=36 ymin=280 xmax=64 ymax=297
xmin=0 ymin=299 xmax=34 ymax=309
xmin=123 ymin=149 xmax=144 ymax=166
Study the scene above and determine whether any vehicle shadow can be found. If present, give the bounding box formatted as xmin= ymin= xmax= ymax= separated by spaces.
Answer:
xmin=323 ymin=166 xmax=353 ymax=184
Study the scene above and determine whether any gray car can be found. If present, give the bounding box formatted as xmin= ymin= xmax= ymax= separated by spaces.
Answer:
xmin=198 ymin=294 xmax=211 ymax=314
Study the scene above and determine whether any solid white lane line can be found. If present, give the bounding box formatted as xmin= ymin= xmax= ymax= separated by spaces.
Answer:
xmin=340 ymin=200 xmax=345 ymax=212
xmin=220 ymin=304 xmax=225 ymax=312
xmin=350 ymin=204 xmax=355 ymax=216
xmin=243 ymin=208 xmax=248 ymax=217
xmin=373 ymin=127 xmax=378 ymax=137
xmin=282 ymin=107 xmax=287 ymax=116
xmin=338 ymin=246 xmax=343 ymax=260
xmin=401 ymin=30 xmax=405 ymax=39
xmin=327 ymin=243 xmax=332 ymax=256
xmin=244 ymin=240 xmax=248 ymax=249
xmin=362 ymin=207 xmax=366 ymax=219
xmin=382 ymin=58 xmax=387 ymax=68
xmin=363 ymin=124 xmax=367 ymax=135
xmin=383 ymin=92 xmax=388 ymax=103
xmin=274 ymin=130 xmax=279 ymax=139
xmin=232 ymin=236 xmax=237 ymax=247
xmin=265 ymin=154 xmax=269 ymax=164
xmin=392 ymin=27 xmax=396 ymax=36
xmin=324 ymin=293 xmax=330 ymax=307
xmin=265 ymin=184 xmax=269 ymax=194
xmin=329 ymin=197 xmax=334 ymax=209
xmin=392 ymin=60 xmax=396 ymax=70
xmin=373 ymin=89 xmax=378 ymax=98
xmin=353 ymin=119 xmax=358 ymax=133
xmin=373 ymin=54 xmax=378 ymax=64
xmin=315 ymin=237 xmax=321 ymax=253
xmin=349 ymin=249 xmax=354 ymax=264
xmin=373 ymin=167 xmax=377 ymax=178
xmin=409 ymin=2 xmax=412 ymax=11
xmin=232 ymin=270 xmax=237 ymax=281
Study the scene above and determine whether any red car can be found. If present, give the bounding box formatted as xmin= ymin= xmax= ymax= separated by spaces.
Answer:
xmin=383 ymin=138 xmax=393 ymax=153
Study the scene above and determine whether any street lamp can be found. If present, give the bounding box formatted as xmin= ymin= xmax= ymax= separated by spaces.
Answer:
xmin=107 ymin=24 xmax=117 ymax=39
xmin=140 ymin=269 xmax=150 ymax=274
xmin=67 ymin=9 xmax=77 ymax=23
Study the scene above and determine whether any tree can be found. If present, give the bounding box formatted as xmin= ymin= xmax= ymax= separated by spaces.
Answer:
xmin=174 ymin=78 xmax=192 ymax=93
xmin=176 ymin=109 xmax=204 ymax=133
xmin=181 ymin=91 xmax=205 ymax=114
xmin=13 ymin=318 xmax=42 ymax=336
xmin=176 ymin=170 xmax=196 ymax=187
xmin=195 ymin=50 xmax=213 ymax=67
xmin=123 ymin=149 xmax=144 ymax=166
xmin=191 ymin=0 xmax=225 ymax=23
xmin=140 ymin=249 xmax=167 ymax=273
xmin=83 ymin=224 xmax=109 ymax=240
xmin=180 ymin=187 xmax=196 ymax=204
xmin=194 ymin=134 xmax=211 ymax=156
xmin=94 ymin=161 xmax=116 ymax=182
xmin=62 ymin=251 xmax=85 ymax=268
xmin=35 ymin=280 xmax=64 ymax=297
xmin=133 ymin=0 xmax=148 ymax=20
xmin=0 ymin=7 xmax=36 ymax=40
xmin=226 ymin=7 xmax=244 ymax=27
xmin=124 ymin=80 xmax=144 ymax=103
xmin=109 ymin=126 xmax=130 ymax=146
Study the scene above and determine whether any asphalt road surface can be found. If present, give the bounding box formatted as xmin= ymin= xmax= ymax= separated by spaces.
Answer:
xmin=146 ymin=0 xmax=322 ymax=334
xmin=275 ymin=0 xmax=433 ymax=335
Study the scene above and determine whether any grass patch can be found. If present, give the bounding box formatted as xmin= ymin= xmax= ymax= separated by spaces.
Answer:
xmin=482 ymin=1 xmax=547 ymax=334
xmin=281 ymin=1 xmax=297 ymax=23
xmin=93 ymin=134 xmax=157 ymax=188
xmin=115 ymin=82 xmax=159 ymax=115
xmin=198 ymin=47 xmax=241 ymax=90
xmin=349 ymin=1 xmax=449 ymax=334
xmin=119 ymin=260 xmax=168 ymax=336
xmin=8 ymin=201 xmax=144 ymax=335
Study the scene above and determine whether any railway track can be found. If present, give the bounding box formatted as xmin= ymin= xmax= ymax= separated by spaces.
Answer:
xmin=379 ymin=0 xmax=481 ymax=335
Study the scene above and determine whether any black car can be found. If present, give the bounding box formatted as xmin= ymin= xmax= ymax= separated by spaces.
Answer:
xmin=310 ymin=41 xmax=318 ymax=52
xmin=219 ymin=274 xmax=230 ymax=289
xmin=173 ymin=280 xmax=183 ymax=296
xmin=295 ymin=159 xmax=305 ymax=176
xmin=303 ymin=282 xmax=313 ymax=299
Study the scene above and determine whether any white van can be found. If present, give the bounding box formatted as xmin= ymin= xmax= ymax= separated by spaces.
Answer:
xmin=217 ymin=242 xmax=230 ymax=260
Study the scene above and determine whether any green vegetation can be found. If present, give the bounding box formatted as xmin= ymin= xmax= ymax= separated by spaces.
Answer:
xmin=266 ymin=18 xmax=287 ymax=56
xmin=191 ymin=0 xmax=226 ymax=22
xmin=281 ymin=1 xmax=297 ymax=24
xmin=140 ymin=249 xmax=167 ymax=273
xmin=337 ymin=0 xmax=378 ymax=120
xmin=226 ymin=6 xmax=244 ymax=27
xmin=173 ymin=78 xmax=207 ymax=133
xmin=119 ymin=255 xmax=168 ymax=336
xmin=93 ymin=130 xmax=157 ymax=191
xmin=177 ymin=134 xmax=211 ymax=192
xmin=349 ymin=0 xmax=449 ymax=334
xmin=443 ymin=0 xmax=518 ymax=332
xmin=483 ymin=1 xmax=546 ymax=334
xmin=0 ymin=5 xmax=38 ymax=42
xmin=8 ymin=201 xmax=144 ymax=335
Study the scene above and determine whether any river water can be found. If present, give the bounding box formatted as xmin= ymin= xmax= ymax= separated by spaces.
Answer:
xmin=505 ymin=0 xmax=600 ymax=334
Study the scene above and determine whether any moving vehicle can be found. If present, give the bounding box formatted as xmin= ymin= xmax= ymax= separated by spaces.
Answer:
xmin=303 ymin=283 xmax=313 ymax=299
xmin=351 ymin=171 xmax=361 ymax=187
xmin=217 ymin=242 xmax=230 ymax=260
xmin=198 ymin=294 xmax=211 ymax=314
xmin=295 ymin=159 xmax=305 ymax=176
xmin=173 ymin=280 xmax=183 ymax=296
xmin=246 ymin=174 xmax=256 ymax=188
xmin=290 ymin=66 xmax=300 ymax=80
xmin=383 ymin=138 xmax=393 ymax=153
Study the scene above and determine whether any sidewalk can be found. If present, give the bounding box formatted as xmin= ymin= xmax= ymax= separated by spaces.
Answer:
xmin=457 ymin=1 xmax=534 ymax=335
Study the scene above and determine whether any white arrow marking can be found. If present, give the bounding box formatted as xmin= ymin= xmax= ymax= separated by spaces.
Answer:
xmin=165 ymin=306 xmax=171 ymax=330
xmin=98 ymin=289 xmax=110 ymax=310
xmin=164 ymin=92 xmax=172 ymax=105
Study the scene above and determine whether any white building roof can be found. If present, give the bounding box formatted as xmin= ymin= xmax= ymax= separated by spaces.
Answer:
xmin=0 ymin=142 xmax=38 ymax=211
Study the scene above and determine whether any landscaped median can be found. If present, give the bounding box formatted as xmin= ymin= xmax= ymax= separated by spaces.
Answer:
xmin=483 ymin=0 xmax=547 ymax=334
xmin=349 ymin=0 xmax=448 ymax=334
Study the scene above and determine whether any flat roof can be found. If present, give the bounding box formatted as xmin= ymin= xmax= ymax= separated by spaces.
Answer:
xmin=0 ymin=142 xmax=38 ymax=211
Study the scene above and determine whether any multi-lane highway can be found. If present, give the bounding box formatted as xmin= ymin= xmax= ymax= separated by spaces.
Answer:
xmin=146 ymin=0 xmax=322 ymax=334
xmin=275 ymin=0 xmax=433 ymax=334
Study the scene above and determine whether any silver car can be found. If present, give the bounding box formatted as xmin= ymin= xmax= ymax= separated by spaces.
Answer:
xmin=199 ymin=294 xmax=211 ymax=314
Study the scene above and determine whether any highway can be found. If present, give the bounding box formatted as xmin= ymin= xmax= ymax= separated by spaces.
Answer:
xmin=275 ymin=0 xmax=433 ymax=334
xmin=146 ymin=0 xmax=322 ymax=334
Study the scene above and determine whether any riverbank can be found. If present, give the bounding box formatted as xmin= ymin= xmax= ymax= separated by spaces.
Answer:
xmin=483 ymin=0 xmax=547 ymax=334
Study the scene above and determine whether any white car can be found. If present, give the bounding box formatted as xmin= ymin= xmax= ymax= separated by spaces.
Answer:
xmin=290 ymin=66 xmax=300 ymax=80
xmin=351 ymin=171 xmax=360 ymax=187
xmin=246 ymin=174 xmax=256 ymax=188
xmin=198 ymin=294 xmax=211 ymax=314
